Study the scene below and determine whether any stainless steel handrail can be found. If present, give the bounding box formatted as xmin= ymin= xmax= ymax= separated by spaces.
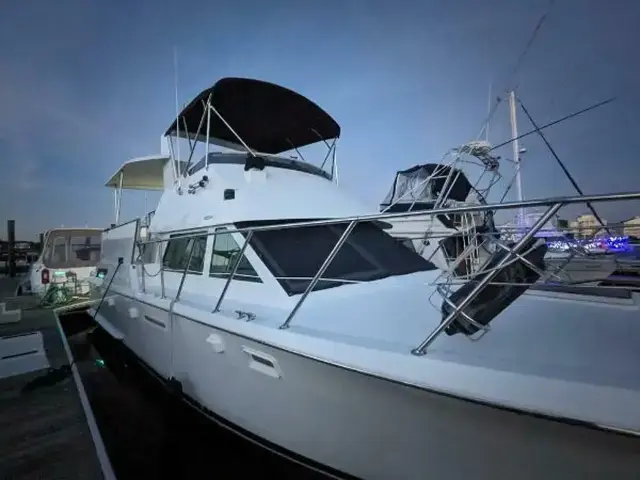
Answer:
xmin=212 ymin=231 xmax=253 ymax=313
xmin=279 ymin=221 xmax=357 ymax=330
xmin=410 ymin=203 xmax=561 ymax=355
xmin=136 ymin=191 xmax=640 ymax=244
xmin=134 ymin=190 xmax=640 ymax=351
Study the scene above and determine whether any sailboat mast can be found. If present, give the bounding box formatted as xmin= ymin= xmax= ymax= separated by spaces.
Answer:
xmin=509 ymin=90 xmax=525 ymax=226
xmin=486 ymin=80 xmax=492 ymax=142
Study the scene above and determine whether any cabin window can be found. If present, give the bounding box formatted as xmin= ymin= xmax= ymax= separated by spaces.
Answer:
xmin=70 ymin=235 xmax=101 ymax=263
xmin=209 ymin=229 xmax=262 ymax=283
xmin=51 ymin=236 xmax=67 ymax=263
xmin=162 ymin=232 xmax=207 ymax=274
xmin=237 ymin=220 xmax=437 ymax=295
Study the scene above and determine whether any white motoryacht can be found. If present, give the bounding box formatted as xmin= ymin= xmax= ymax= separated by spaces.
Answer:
xmin=25 ymin=227 xmax=102 ymax=296
xmin=90 ymin=77 xmax=640 ymax=480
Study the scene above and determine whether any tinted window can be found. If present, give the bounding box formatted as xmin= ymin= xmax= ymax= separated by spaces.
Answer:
xmin=210 ymin=229 xmax=261 ymax=283
xmin=237 ymin=220 xmax=436 ymax=295
xmin=163 ymin=232 xmax=207 ymax=273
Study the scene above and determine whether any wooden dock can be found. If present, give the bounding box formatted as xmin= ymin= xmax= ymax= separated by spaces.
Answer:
xmin=0 ymin=276 xmax=113 ymax=480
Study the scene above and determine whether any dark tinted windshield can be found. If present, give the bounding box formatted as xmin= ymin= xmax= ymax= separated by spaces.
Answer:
xmin=237 ymin=220 xmax=436 ymax=295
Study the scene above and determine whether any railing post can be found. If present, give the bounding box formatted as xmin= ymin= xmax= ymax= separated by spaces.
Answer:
xmin=175 ymin=238 xmax=197 ymax=302
xmin=279 ymin=221 xmax=357 ymax=330
xmin=160 ymin=240 xmax=166 ymax=299
xmin=138 ymin=240 xmax=146 ymax=294
xmin=411 ymin=202 xmax=562 ymax=356
xmin=213 ymin=231 xmax=253 ymax=313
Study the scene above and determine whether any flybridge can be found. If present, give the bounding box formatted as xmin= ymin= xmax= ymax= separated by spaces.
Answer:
xmin=105 ymin=78 xmax=343 ymax=226
xmin=162 ymin=77 xmax=341 ymax=191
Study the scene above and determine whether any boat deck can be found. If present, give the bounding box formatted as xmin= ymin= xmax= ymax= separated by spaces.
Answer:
xmin=0 ymin=276 xmax=112 ymax=480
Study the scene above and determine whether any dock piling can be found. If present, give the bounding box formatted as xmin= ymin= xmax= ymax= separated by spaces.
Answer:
xmin=7 ymin=220 xmax=15 ymax=278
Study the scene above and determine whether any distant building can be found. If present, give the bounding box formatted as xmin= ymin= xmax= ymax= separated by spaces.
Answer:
xmin=622 ymin=216 xmax=640 ymax=237
xmin=569 ymin=214 xmax=608 ymax=239
xmin=497 ymin=210 xmax=563 ymax=239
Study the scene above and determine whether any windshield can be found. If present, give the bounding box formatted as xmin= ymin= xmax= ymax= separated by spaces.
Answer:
xmin=237 ymin=219 xmax=436 ymax=295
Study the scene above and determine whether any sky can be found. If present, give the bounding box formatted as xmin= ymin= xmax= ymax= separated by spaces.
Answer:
xmin=1 ymin=0 xmax=639 ymax=239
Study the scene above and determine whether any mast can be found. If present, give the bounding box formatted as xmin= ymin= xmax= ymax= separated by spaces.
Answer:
xmin=486 ymin=80 xmax=492 ymax=142
xmin=508 ymin=90 xmax=525 ymax=227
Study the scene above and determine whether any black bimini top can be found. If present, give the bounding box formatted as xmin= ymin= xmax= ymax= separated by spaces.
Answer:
xmin=164 ymin=77 xmax=341 ymax=155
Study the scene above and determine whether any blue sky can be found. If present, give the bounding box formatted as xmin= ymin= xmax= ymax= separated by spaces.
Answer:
xmin=1 ymin=0 xmax=639 ymax=239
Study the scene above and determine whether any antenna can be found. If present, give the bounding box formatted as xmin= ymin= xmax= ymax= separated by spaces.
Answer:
xmin=173 ymin=46 xmax=182 ymax=188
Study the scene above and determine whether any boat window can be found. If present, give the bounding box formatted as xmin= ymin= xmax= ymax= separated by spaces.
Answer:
xmin=51 ymin=236 xmax=67 ymax=263
xmin=70 ymin=235 xmax=101 ymax=263
xmin=162 ymin=232 xmax=208 ymax=274
xmin=209 ymin=229 xmax=262 ymax=283
xmin=237 ymin=220 xmax=437 ymax=295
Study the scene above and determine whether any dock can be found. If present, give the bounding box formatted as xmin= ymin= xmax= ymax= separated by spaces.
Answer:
xmin=0 ymin=276 xmax=114 ymax=480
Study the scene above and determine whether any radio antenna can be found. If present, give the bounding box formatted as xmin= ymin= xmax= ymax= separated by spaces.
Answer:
xmin=173 ymin=46 xmax=182 ymax=188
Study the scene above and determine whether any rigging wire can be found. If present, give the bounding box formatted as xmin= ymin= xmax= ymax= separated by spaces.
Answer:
xmin=517 ymin=98 xmax=612 ymax=235
xmin=475 ymin=0 xmax=556 ymax=141
xmin=489 ymin=97 xmax=616 ymax=152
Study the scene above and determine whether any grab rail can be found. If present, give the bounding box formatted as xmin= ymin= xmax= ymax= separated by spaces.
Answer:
xmin=138 ymin=191 xmax=640 ymax=244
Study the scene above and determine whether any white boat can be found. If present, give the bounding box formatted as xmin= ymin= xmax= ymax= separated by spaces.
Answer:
xmin=25 ymin=227 xmax=102 ymax=296
xmin=380 ymin=157 xmax=623 ymax=286
xmin=90 ymin=77 xmax=640 ymax=479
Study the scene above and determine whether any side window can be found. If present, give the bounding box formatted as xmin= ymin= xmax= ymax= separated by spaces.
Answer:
xmin=51 ymin=237 xmax=67 ymax=263
xmin=210 ymin=229 xmax=261 ymax=283
xmin=162 ymin=232 xmax=207 ymax=274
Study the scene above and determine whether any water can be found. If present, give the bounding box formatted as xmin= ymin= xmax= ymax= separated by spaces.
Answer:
xmin=60 ymin=312 xmax=336 ymax=480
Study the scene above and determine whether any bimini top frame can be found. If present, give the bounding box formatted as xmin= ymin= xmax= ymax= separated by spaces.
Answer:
xmin=105 ymin=155 xmax=172 ymax=191
xmin=162 ymin=77 xmax=341 ymax=186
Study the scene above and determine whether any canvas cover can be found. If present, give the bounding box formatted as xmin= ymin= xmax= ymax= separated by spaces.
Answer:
xmin=381 ymin=163 xmax=473 ymax=210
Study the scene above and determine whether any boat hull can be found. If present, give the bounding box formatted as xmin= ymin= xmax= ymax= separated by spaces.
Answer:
xmin=544 ymin=255 xmax=618 ymax=284
xmin=93 ymin=293 xmax=640 ymax=480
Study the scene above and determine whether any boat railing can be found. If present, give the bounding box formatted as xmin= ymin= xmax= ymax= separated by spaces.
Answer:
xmin=136 ymin=190 xmax=640 ymax=355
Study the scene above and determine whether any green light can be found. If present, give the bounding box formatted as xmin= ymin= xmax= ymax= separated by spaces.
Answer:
xmin=54 ymin=270 xmax=66 ymax=277
xmin=95 ymin=359 xmax=105 ymax=368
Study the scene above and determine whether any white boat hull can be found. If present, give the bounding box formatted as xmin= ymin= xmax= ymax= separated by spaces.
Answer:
xmin=544 ymin=255 xmax=618 ymax=284
xmin=91 ymin=291 xmax=640 ymax=480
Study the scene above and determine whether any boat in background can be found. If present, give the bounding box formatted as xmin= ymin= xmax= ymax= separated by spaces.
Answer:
xmin=379 ymin=89 xmax=637 ymax=287
xmin=89 ymin=77 xmax=640 ymax=480
xmin=24 ymin=227 xmax=102 ymax=297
